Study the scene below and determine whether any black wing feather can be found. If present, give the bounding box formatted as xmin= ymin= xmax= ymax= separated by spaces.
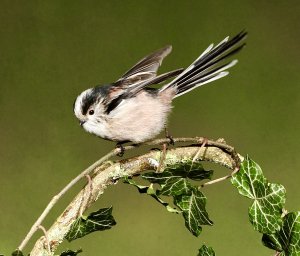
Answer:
xmin=105 ymin=68 xmax=183 ymax=114
xmin=120 ymin=45 xmax=172 ymax=80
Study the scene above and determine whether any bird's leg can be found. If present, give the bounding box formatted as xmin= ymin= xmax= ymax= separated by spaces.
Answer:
xmin=115 ymin=141 xmax=129 ymax=157
xmin=164 ymin=127 xmax=174 ymax=145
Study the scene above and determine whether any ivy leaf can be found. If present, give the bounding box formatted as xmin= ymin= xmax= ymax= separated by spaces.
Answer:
xmin=231 ymin=156 xmax=286 ymax=234
xmin=124 ymin=176 xmax=180 ymax=213
xmin=142 ymin=160 xmax=213 ymax=183
xmin=142 ymin=170 xmax=192 ymax=196
xmin=11 ymin=250 xmax=24 ymax=256
xmin=125 ymin=161 xmax=213 ymax=237
xmin=65 ymin=207 xmax=116 ymax=242
xmin=59 ymin=249 xmax=83 ymax=256
xmin=262 ymin=212 xmax=300 ymax=255
xmin=147 ymin=183 xmax=181 ymax=213
xmin=159 ymin=176 xmax=193 ymax=196
xmin=198 ymin=245 xmax=216 ymax=256
xmin=142 ymin=160 xmax=213 ymax=196
xmin=174 ymin=187 xmax=213 ymax=236
xmin=123 ymin=176 xmax=148 ymax=193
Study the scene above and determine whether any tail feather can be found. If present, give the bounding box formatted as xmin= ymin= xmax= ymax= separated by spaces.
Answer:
xmin=160 ymin=31 xmax=247 ymax=97
xmin=176 ymin=60 xmax=238 ymax=95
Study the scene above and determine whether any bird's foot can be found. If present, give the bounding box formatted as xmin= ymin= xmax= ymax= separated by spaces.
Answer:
xmin=165 ymin=128 xmax=175 ymax=145
xmin=115 ymin=143 xmax=125 ymax=157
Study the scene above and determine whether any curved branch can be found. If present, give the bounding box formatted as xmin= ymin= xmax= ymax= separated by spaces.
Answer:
xmin=26 ymin=137 xmax=241 ymax=255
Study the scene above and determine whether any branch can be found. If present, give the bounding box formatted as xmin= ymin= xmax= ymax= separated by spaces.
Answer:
xmin=22 ymin=137 xmax=241 ymax=255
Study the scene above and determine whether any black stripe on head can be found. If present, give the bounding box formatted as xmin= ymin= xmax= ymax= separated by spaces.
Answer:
xmin=81 ymin=86 xmax=107 ymax=115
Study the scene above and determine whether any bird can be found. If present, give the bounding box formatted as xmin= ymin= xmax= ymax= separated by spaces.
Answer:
xmin=73 ymin=31 xmax=247 ymax=148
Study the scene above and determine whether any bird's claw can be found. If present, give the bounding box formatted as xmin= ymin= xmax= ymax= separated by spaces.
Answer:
xmin=166 ymin=134 xmax=175 ymax=145
xmin=116 ymin=143 xmax=125 ymax=157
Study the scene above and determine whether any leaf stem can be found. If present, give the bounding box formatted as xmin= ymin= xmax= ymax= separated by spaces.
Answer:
xmin=200 ymin=166 xmax=240 ymax=187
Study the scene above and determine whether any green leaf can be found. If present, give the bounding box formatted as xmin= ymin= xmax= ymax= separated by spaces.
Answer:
xmin=231 ymin=156 xmax=286 ymax=234
xmin=262 ymin=232 xmax=282 ymax=252
xmin=198 ymin=245 xmax=216 ymax=256
xmin=123 ymin=176 xmax=148 ymax=193
xmin=11 ymin=250 xmax=24 ymax=256
xmin=174 ymin=187 xmax=213 ymax=236
xmin=125 ymin=161 xmax=213 ymax=237
xmin=142 ymin=160 xmax=213 ymax=183
xmin=142 ymin=160 xmax=213 ymax=196
xmin=262 ymin=212 xmax=300 ymax=255
xmin=124 ymin=176 xmax=181 ymax=213
xmin=159 ymin=176 xmax=194 ymax=196
xmin=59 ymin=249 xmax=83 ymax=256
xmin=65 ymin=207 xmax=116 ymax=242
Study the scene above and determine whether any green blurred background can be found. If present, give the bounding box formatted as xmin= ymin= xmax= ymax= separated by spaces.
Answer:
xmin=0 ymin=1 xmax=299 ymax=255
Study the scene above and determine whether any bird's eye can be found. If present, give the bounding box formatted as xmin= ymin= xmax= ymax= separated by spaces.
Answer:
xmin=88 ymin=109 xmax=94 ymax=115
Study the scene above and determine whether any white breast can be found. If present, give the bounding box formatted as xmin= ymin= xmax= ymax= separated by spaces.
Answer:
xmin=106 ymin=91 xmax=173 ymax=143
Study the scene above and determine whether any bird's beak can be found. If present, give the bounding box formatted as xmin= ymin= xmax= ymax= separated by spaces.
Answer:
xmin=79 ymin=120 xmax=86 ymax=126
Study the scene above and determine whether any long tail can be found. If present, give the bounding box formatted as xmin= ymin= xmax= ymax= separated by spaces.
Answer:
xmin=159 ymin=31 xmax=247 ymax=97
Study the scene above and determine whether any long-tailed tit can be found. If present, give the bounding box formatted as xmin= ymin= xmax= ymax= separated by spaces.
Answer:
xmin=74 ymin=31 xmax=247 ymax=145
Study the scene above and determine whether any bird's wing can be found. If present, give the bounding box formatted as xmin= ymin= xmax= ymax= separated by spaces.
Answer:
xmin=116 ymin=45 xmax=172 ymax=87
xmin=102 ymin=45 xmax=174 ymax=108
xmin=121 ymin=68 xmax=184 ymax=98
xmin=104 ymin=68 xmax=183 ymax=114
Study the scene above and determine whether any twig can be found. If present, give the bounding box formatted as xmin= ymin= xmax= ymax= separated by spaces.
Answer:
xmin=30 ymin=144 xmax=240 ymax=254
xmin=18 ymin=147 xmax=123 ymax=251
xmin=37 ymin=225 xmax=50 ymax=254
xmin=201 ymin=166 xmax=240 ymax=187
xmin=18 ymin=137 xmax=241 ymax=255
xmin=18 ymin=137 xmax=214 ymax=251
xmin=192 ymin=137 xmax=208 ymax=163
xmin=157 ymin=143 xmax=167 ymax=173
xmin=78 ymin=175 xmax=93 ymax=217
